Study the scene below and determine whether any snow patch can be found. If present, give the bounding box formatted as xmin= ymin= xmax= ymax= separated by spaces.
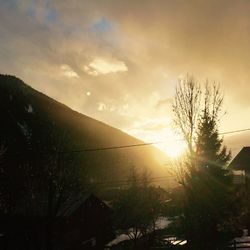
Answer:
xmin=155 ymin=216 xmax=170 ymax=230
xmin=105 ymin=234 xmax=129 ymax=247
xmin=106 ymin=217 xmax=170 ymax=247
xmin=231 ymin=235 xmax=250 ymax=249
xmin=25 ymin=104 xmax=34 ymax=113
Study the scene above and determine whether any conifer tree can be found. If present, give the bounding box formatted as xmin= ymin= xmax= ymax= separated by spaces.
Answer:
xmin=196 ymin=83 xmax=231 ymax=169
xmin=185 ymin=96 xmax=232 ymax=249
xmin=172 ymin=77 xmax=233 ymax=249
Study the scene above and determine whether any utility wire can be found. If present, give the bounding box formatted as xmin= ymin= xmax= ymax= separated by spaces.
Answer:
xmin=57 ymin=127 xmax=250 ymax=154
xmin=91 ymin=176 xmax=174 ymax=188
xmin=219 ymin=128 xmax=250 ymax=135
xmin=73 ymin=141 xmax=161 ymax=153
xmin=8 ymin=128 xmax=250 ymax=187
xmin=10 ymin=127 xmax=250 ymax=155
xmin=93 ymin=175 xmax=173 ymax=185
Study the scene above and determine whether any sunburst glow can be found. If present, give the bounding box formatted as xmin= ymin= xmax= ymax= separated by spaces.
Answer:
xmin=153 ymin=132 xmax=187 ymax=158
xmin=125 ymin=119 xmax=187 ymax=159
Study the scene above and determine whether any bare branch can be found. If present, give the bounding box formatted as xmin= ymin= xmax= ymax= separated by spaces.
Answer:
xmin=173 ymin=75 xmax=201 ymax=154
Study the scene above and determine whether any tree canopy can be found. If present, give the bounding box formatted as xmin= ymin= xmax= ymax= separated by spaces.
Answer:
xmin=172 ymin=75 xmax=234 ymax=249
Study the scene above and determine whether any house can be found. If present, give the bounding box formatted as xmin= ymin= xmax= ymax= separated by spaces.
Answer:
xmin=56 ymin=193 xmax=113 ymax=250
xmin=0 ymin=194 xmax=113 ymax=250
xmin=228 ymin=147 xmax=250 ymax=186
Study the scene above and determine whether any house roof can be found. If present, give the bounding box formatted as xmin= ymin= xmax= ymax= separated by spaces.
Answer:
xmin=58 ymin=193 xmax=90 ymax=217
xmin=58 ymin=193 xmax=111 ymax=217
xmin=228 ymin=147 xmax=250 ymax=170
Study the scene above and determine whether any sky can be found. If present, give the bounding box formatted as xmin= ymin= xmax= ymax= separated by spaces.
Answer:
xmin=0 ymin=0 xmax=250 ymax=157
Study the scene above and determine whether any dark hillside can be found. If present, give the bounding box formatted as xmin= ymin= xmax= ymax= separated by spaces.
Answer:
xmin=0 ymin=75 xmax=174 ymax=250
xmin=0 ymin=75 xmax=171 ymax=190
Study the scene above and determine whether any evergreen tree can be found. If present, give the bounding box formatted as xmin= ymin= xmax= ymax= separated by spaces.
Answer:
xmin=183 ymin=108 xmax=232 ymax=249
xmin=172 ymin=78 xmax=234 ymax=249
xmin=196 ymin=84 xmax=231 ymax=168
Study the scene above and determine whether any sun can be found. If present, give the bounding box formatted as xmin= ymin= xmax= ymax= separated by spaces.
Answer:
xmin=157 ymin=139 xmax=187 ymax=158
xmin=146 ymin=129 xmax=187 ymax=158
xmin=150 ymin=128 xmax=187 ymax=158
xmin=125 ymin=118 xmax=187 ymax=159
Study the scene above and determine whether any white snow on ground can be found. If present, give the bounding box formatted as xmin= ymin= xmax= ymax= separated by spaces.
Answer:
xmin=106 ymin=217 xmax=170 ymax=247
xmin=230 ymin=236 xmax=250 ymax=250
xmin=155 ymin=216 xmax=170 ymax=230
xmin=106 ymin=234 xmax=130 ymax=247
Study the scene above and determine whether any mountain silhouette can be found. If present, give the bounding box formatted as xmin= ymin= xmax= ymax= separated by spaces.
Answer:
xmin=0 ymin=74 xmax=172 ymax=192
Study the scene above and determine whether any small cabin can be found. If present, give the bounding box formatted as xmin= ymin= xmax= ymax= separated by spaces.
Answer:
xmin=228 ymin=147 xmax=250 ymax=186
xmin=57 ymin=194 xmax=113 ymax=250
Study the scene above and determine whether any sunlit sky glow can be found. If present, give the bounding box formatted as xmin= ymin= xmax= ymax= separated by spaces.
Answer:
xmin=1 ymin=0 xmax=250 ymax=157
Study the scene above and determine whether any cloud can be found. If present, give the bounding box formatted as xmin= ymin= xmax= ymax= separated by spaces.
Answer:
xmin=1 ymin=0 xmax=250 ymax=150
xmin=97 ymin=101 xmax=116 ymax=112
xmin=90 ymin=18 xmax=115 ymax=34
xmin=60 ymin=64 xmax=79 ymax=78
xmin=97 ymin=102 xmax=107 ymax=111
xmin=84 ymin=57 xmax=128 ymax=75
xmin=83 ymin=66 xmax=98 ymax=76
xmin=156 ymin=98 xmax=172 ymax=110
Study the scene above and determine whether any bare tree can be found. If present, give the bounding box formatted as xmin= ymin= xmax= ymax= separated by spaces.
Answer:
xmin=203 ymin=81 xmax=224 ymax=123
xmin=172 ymin=76 xmax=225 ymax=156
xmin=172 ymin=75 xmax=201 ymax=155
xmin=171 ymin=75 xmax=233 ymax=249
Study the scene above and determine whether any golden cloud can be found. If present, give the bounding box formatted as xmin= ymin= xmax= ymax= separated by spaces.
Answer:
xmin=60 ymin=64 xmax=79 ymax=78
xmin=84 ymin=57 xmax=128 ymax=75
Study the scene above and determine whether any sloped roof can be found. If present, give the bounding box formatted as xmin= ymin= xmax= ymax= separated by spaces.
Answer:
xmin=58 ymin=193 xmax=111 ymax=217
xmin=228 ymin=147 xmax=250 ymax=170
xmin=58 ymin=193 xmax=90 ymax=217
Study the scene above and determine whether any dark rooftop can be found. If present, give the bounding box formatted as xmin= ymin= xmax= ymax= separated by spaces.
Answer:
xmin=228 ymin=147 xmax=250 ymax=171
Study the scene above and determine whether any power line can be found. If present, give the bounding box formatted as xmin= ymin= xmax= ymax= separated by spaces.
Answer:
xmin=10 ymin=126 xmax=250 ymax=156
xmin=58 ymin=127 xmax=250 ymax=154
xmin=73 ymin=141 xmax=162 ymax=153
xmin=95 ymin=179 xmax=172 ymax=188
xmin=219 ymin=128 xmax=250 ymax=135
xmin=91 ymin=176 xmax=174 ymax=188
xmin=93 ymin=175 xmax=173 ymax=185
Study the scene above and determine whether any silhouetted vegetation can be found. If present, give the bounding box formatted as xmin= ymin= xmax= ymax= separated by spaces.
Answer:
xmin=113 ymin=168 xmax=166 ymax=248
xmin=0 ymin=75 xmax=167 ymax=250
xmin=1 ymin=74 xmax=250 ymax=250
xmin=170 ymin=75 xmax=242 ymax=249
